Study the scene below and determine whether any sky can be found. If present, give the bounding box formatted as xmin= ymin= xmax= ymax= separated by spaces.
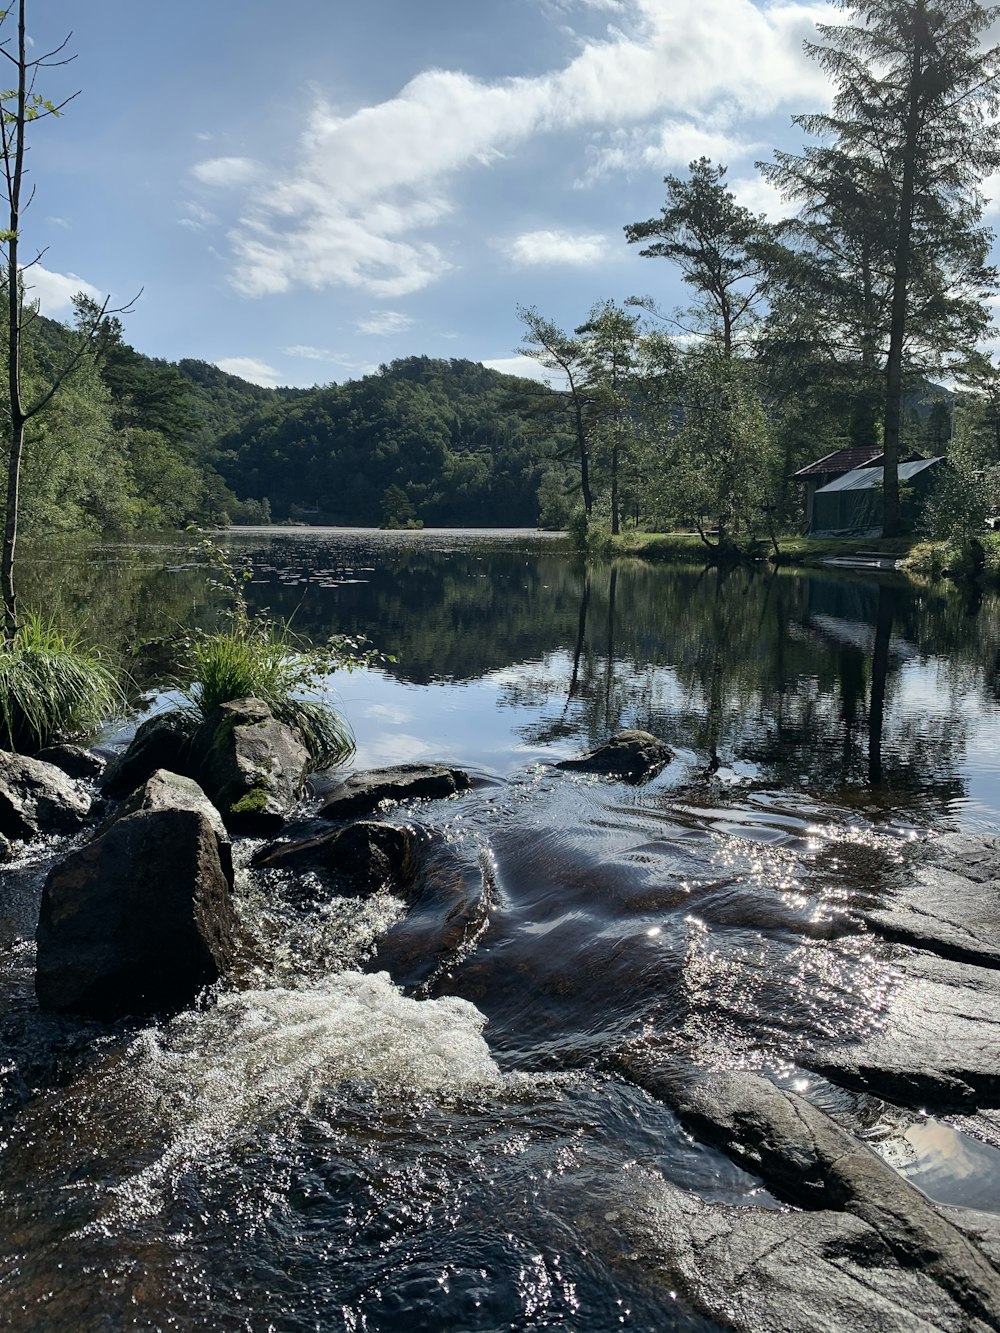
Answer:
xmin=12 ymin=0 xmax=996 ymax=389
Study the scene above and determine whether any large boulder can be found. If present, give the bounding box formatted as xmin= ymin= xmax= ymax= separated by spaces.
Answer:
xmin=0 ymin=751 xmax=91 ymax=841
xmin=35 ymin=771 xmax=235 ymax=1019
xmin=319 ymin=763 xmax=472 ymax=821
xmin=253 ymin=819 xmax=415 ymax=897
xmin=100 ymin=710 xmax=195 ymax=798
xmin=556 ymin=730 xmax=673 ymax=784
xmin=195 ymin=697 xmax=309 ymax=834
xmin=105 ymin=768 xmax=234 ymax=882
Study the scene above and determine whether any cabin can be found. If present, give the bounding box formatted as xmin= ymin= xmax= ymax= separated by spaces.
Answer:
xmin=809 ymin=457 xmax=943 ymax=538
xmin=793 ymin=447 xmax=884 ymax=530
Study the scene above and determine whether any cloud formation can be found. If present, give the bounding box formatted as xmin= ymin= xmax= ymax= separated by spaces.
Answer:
xmin=23 ymin=265 xmax=100 ymax=316
xmin=503 ymin=229 xmax=609 ymax=266
xmin=215 ymin=356 xmax=284 ymax=387
xmin=356 ymin=310 xmax=414 ymax=335
xmin=194 ymin=0 xmax=830 ymax=300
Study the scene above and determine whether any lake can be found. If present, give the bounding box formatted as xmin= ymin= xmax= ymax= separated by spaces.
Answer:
xmin=2 ymin=527 xmax=1000 ymax=1330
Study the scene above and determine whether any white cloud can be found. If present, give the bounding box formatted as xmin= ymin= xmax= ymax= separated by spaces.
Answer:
xmin=203 ymin=0 xmax=831 ymax=299
xmin=178 ymin=201 xmax=219 ymax=231
xmin=192 ymin=156 xmax=262 ymax=188
xmin=580 ymin=120 xmax=756 ymax=184
xmin=214 ymin=356 xmax=283 ymax=387
xmin=728 ymin=174 xmax=800 ymax=221
xmin=285 ymin=343 xmax=337 ymax=360
xmin=356 ymin=310 xmax=414 ymax=335
xmin=22 ymin=265 xmax=100 ymax=316
xmin=503 ymin=228 xmax=609 ymax=266
xmin=481 ymin=355 xmax=558 ymax=384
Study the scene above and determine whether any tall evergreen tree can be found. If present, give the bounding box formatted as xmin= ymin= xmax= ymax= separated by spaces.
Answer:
xmin=760 ymin=0 xmax=1000 ymax=535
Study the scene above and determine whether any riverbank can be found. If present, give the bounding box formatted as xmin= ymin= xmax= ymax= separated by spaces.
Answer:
xmin=583 ymin=528 xmax=1000 ymax=583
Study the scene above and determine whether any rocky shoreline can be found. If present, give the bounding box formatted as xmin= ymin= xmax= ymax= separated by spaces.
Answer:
xmin=3 ymin=718 xmax=1000 ymax=1328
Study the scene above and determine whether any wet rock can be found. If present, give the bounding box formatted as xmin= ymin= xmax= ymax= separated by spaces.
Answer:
xmin=253 ymin=819 xmax=415 ymax=896
xmin=369 ymin=842 xmax=497 ymax=995
xmin=0 ymin=832 xmax=11 ymax=861
xmin=35 ymin=773 xmax=235 ymax=1019
xmin=617 ymin=1170 xmax=997 ymax=1333
xmin=806 ymin=951 xmax=1000 ymax=1110
xmin=33 ymin=744 xmax=106 ymax=782
xmin=0 ymin=751 xmax=91 ymax=841
xmin=866 ymin=865 xmax=1000 ymax=969
xmin=556 ymin=730 xmax=673 ymax=784
xmin=319 ymin=763 xmax=472 ymax=821
xmin=621 ymin=1064 xmax=1000 ymax=1325
xmin=196 ymin=697 xmax=309 ymax=834
xmin=100 ymin=710 xmax=195 ymax=798
xmin=104 ymin=769 xmax=233 ymax=883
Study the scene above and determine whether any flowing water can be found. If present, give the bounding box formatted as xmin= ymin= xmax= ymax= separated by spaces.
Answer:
xmin=3 ymin=528 xmax=1000 ymax=1330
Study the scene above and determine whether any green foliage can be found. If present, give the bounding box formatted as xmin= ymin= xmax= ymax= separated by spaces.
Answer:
xmin=0 ymin=611 xmax=123 ymax=751
xmin=215 ymin=356 xmax=564 ymax=527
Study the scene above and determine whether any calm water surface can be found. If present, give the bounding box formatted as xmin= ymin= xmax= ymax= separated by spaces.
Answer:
xmin=2 ymin=527 xmax=1000 ymax=1331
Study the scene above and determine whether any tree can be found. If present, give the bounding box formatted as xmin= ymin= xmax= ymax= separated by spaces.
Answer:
xmin=517 ymin=306 xmax=595 ymax=516
xmin=662 ymin=348 xmax=778 ymax=552
xmin=761 ymin=1 xmax=1000 ymax=536
xmin=0 ymin=2 xmax=134 ymax=635
xmin=624 ymin=157 xmax=772 ymax=355
xmin=576 ymin=301 xmax=644 ymax=535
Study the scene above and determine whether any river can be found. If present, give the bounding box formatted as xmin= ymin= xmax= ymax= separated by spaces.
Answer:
xmin=2 ymin=527 xmax=1000 ymax=1330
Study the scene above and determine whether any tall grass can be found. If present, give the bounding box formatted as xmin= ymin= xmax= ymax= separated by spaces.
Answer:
xmin=0 ymin=612 xmax=124 ymax=752
xmin=185 ymin=620 xmax=355 ymax=768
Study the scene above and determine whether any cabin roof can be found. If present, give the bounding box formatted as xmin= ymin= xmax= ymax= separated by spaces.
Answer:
xmin=793 ymin=446 xmax=884 ymax=478
xmin=814 ymin=457 xmax=942 ymax=494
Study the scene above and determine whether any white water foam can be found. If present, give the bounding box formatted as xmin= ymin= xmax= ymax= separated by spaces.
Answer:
xmin=89 ymin=972 xmax=503 ymax=1227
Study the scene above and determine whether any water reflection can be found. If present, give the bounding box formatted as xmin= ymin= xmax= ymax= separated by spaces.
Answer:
xmin=18 ymin=529 xmax=1000 ymax=826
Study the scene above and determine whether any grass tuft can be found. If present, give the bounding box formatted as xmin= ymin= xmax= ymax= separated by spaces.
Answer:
xmin=183 ymin=621 xmax=356 ymax=769
xmin=0 ymin=612 xmax=124 ymax=752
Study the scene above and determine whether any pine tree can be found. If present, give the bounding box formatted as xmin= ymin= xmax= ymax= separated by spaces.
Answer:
xmin=760 ymin=1 xmax=1000 ymax=536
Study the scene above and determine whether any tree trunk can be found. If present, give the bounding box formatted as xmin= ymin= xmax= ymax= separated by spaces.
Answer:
xmin=882 ymin=4 xmax=927 ymax=538
xmin=1 ymin=0 xmax=27 ymax=640
xmin=573 ymin=395 xmax=592 ymax=516
xmin=610 ymin=437 xmax=620 ymax=535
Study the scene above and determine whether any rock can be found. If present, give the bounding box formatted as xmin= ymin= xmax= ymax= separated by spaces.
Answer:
xmin=195 ymin=697 xmax=309 ymax=834
xmin=33 ymin=744 xmax=106 ymax=782
xmin=805 ymin=951 xmax=1000 ymax=1110
xmin=369 ymin=842 xmax=497 ymax=995
xmin=101 ymin=710 xmax=195 ymax=798
xmin=253 ymin=819 xmax=414 ymax=896
xmin=614 ymin=1170 xmax=997 ymax=1333
xmin=0 ymin=751 xmax=91 ymax=841
xmin=319 ymin=763 xmax=472 ymax=821
xmin=35 ymin=776 xmax=236 ymax=1018
xmin=866 ymin=865 xmax=1000 ymax=969
xmin=0 ymin=832 xmax=11 ymax=861
xmin=105 ymin=769 xmax=233 ymax=883
xmin=617 ymin=1063 xmax=1000 ymax=1328
xmin=556 ymin=730 xmax=673 ymax=784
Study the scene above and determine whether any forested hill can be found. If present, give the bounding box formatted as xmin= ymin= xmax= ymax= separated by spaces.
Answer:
xmin=13 ymin=310 xmax=564 ymax=533
xmin=212 ymin=356 xmax=564 ymax=527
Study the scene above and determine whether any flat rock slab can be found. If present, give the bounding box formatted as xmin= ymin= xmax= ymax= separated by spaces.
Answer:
xmin=319 ymin=763 xmax=472 ymax=821
xmin=866 ymin=865 xmax=1000 ymax=969
xmin=619 ymin=1064 xmax=1000 ymax=1326
xmin=618 ymin=1172 xmax=997 ymax=1333
xmin=806 ymin=951 xmax=1000 ymax=1110
xmin=0 ymin=751 xmax=91 ymax=841
xmin=556 ymin=730 xmax=673 ymax=784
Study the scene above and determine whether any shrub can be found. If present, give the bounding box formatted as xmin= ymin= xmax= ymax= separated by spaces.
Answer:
xmin=0 ymin=613 xmax=124 ymax=752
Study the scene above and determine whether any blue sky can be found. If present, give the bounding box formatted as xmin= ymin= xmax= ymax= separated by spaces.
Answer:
xmin=15 ymin=1 xmax=996 ymax=388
